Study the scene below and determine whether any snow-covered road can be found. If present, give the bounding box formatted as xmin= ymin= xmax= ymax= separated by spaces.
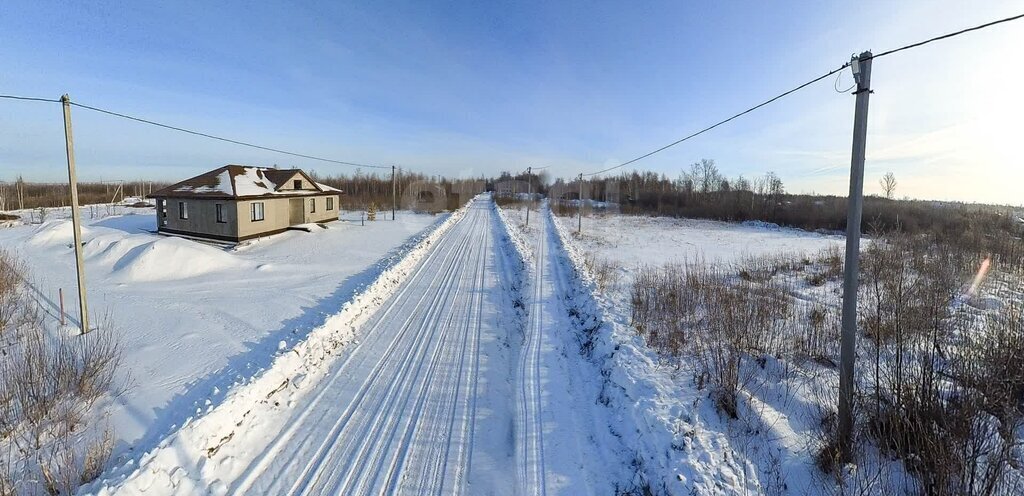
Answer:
xmin=92 ymin=197 xmax=628 ymax=495
xmin=231 ymin=199 xmax=512 ymax=495
xmin=514 ymin=206 xmax=627 ymax=495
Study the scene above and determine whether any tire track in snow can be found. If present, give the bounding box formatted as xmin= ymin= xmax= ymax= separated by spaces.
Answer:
xmin=229 ymin=209 xmax=477 ymax=495
xmin=230 ymin=199 xmax=505 ymax=496
xmin=289 ymin=211 xmax=482 ymax=495
xmin=516 ymin=208 xmax=550 ymax=495
xmin=384 ymin=208 xmax=490 ymax=494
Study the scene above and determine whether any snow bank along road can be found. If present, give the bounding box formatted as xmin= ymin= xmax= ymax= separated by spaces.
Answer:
xmin=97 ymin=197 xmax=625 ymax=495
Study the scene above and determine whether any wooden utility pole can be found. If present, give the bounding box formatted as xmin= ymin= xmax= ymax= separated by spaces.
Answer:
xmin=577 ymin=173 xmax=583 ymax=234
xmin=526 ymin=167 xmax=532 ymax=227
xmin=61 ymin=94 xmax=90 ymax=333
xmin=391 ymin=165 xmax=397 ymax=221
xmin=838 ymin=51 xmax=872 ymax=459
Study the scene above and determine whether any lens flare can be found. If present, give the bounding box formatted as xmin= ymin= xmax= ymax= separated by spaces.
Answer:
xmin=967 ymin=257 xmax=992 ymax=297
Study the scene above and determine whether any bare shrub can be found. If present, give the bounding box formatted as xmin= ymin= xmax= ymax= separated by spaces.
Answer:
xmin=796 ymin=304 xmax=839 ymax=364
xmin=735 ymin=254 xmax=801 ymax=284
xmin=855 ymin=229 xmax=1024 ymax=494
xmin=80 ymin=425 xmax=114 ymax=485
xmin=631 ymin=260 xmax=792 ymax=417
xmin=693 ymin=278 xmax=792 ymax=417
xmin=0 ymin=253 xmax=25 ymax=337
xmin=629 ymin=263 xmax=710 ymax=358
xmin=818 ymin=245 xmax=844 ymax=280
xmin=806 ymin=271 xmax=827 ymax=287
xmin=583 ymin=253 xmax=617 ymax=292
xmin=0 ymin=252 xmax=124 ymax=494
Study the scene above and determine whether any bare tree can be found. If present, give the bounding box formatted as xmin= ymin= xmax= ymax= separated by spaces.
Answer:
xmin=880 ymin=172 xmax=897 ymax=199
xmin=689 ymin=159 xmax=722 ymax=193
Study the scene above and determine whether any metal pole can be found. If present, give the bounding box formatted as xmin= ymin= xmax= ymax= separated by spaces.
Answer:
xmin=838 ymin=51 xmax=872 ymax=459
xmin=526 ymin=167 xmax=531 ymax=226
xmin=61 ymin=94 xmax=90 ymax=334
xmin=577 ymin=173 xmax=583 ymax=234
xmin=391 ymin=165 xmax=397 ymax=221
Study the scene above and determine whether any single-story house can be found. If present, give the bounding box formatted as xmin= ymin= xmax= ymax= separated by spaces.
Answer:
xmin=150 ymin=165 xmax=341 ymax=242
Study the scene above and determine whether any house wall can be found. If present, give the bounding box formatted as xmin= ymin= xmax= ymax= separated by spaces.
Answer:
xmin=303 ymin=195 xmax=341 ymax=224
xmin=275 ymin=172 xmax=316 ymax=192
xmin=156 ymin=198 xmax=237 ymax=239
xmin=236 ymin=198 xmax=290 ymax=239
xmin=235 ymin=194 xmax=339 ymax=239
xmin=156 ymin=193 xmax=340 ymax=241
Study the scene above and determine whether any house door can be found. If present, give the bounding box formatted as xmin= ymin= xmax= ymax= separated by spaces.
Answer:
xmin=289 ymin=198 xmax=304 ymax=225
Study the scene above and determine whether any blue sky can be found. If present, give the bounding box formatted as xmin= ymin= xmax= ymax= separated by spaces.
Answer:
xmin=1 ymin=1 xmax=1022 ymax=204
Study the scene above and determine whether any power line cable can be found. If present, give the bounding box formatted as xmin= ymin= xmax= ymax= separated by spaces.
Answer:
xmin=0 ymin=94 xmax=61 ymax=103
xmin=834 ymin=71 xmax=856 ymax=93
xmin=68 ymin=100 xmax=394 ymax=170
xmin=580 ymin=12 xmax=1024 ymax=177
xmin=582 ymin=64 xmax=849 ymax=177
xmin=0 ymin=93 xmax=396 ymax=170
xmin=870 ymin=12 xmax=1024 ymax=60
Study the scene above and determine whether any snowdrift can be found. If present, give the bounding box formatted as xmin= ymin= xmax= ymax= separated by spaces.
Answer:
xmin=109 ymin=237 xmax=251 ymax=282
xmin=27 ymin=220 xmax=92 ymax=246
xmin=30 ymin=220 xmax=252 ymax=282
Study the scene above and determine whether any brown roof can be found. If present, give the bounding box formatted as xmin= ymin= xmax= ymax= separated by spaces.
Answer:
xmin=151 ymin=165 xmax=342 ymax=199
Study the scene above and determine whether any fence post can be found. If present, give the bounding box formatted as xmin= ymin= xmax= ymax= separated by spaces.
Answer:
xmin=59 ymin=288 xmax=65 ymax=326
xmin=838 ymin=51 xmax=872 ymax=460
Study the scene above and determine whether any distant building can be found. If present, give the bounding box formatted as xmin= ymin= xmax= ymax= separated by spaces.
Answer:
xmin=494 ymin=180 xmax=531 ymax=198
xmin=150 ymin=165 xmax=341 ymax=242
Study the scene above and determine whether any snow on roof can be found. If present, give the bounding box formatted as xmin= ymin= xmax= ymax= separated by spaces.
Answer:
xmin=175 ymin=169 xmax=233 ymax=195
xmin=153 ymin=165 xmax=339 ymax=199
xmin=233 ymin=167 xmax=280 ymax=197
xmin=316 ymin=182 xmax=343 ymax=193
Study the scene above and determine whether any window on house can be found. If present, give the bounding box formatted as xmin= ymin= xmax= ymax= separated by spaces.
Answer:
xmin=178 ymin=201 xmax=188 ymax=220
xmin=326 ymin=197 xmax=334 ymax=210
xmin=294 ymin=179 xmax=302 ymax=189
xmin=216 ymin=204 xmax=226 ymax=223
xmin=251 ymin=202 xmax=265 ymax=221
xmin=309 ymin=198 xmax=316 ymax=213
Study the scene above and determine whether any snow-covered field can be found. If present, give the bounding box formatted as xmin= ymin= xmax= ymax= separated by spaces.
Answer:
xmin=561 ymin=212 xmax=845 ymax=268
xmin=539 ymin=210 xmax=851 ymax=494
xmin=498 ymin=207 xmax=1024 ymax=495
xmin=0 ymin=206 xmax=442 ymax=465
